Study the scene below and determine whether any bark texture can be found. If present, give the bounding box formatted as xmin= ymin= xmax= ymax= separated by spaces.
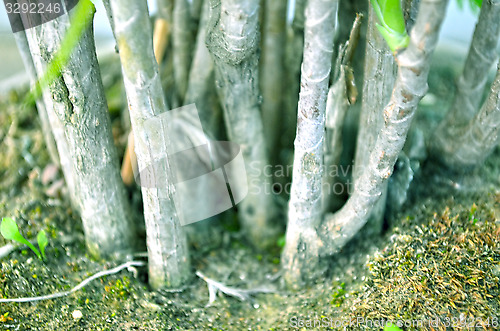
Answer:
xmin=25 ymin=5 xmax=135 ymax=259
xmin=107 ymin=0 xmax=190 ymax=288
xmin=13 ymin=32 xmax=60 ymax=168
xmin=185 ymin=0 xmax=221 ymax=138
xmin=23 ymin=38 xmax=79 ymax=211
xmin=260 ymin=0 xmax=287 ymax=162
xmin=352 ymin=5 xmax=397 ymax=236
xmin=322 ymin=70 xmax=349 ymax=213
xmin=431 ymin=0 xmax=500 ymax=164
xmin=430 ymin=64 xmax=500 ymax=168
xmin=320 ymin=0 xmax=449 ymax=256
xmin=173 ymin=0 xmax=194 ymax=103
xmin=322 ymin=14 xmax=362 ymax=212
xmin=283 ymin=0 xmax=306 ymax=152
xmin=206 ymin=0 xmax=279 ymax=249
xmin=282 ymin=0 xmax=339 ymax=286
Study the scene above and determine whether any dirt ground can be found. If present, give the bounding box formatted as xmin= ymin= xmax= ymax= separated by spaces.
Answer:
xmin=0 ymin=49 xmax=499 ymax=330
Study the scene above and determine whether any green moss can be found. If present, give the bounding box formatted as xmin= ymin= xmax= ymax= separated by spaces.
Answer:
xmin=331 ymin=281 xmax=346 ymax=307
xmin=350 ymin=196 xmax=500 ymax=328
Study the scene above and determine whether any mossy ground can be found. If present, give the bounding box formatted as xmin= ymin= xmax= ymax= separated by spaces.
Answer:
xmin=0 ymin=50 xmax=499 ymax=330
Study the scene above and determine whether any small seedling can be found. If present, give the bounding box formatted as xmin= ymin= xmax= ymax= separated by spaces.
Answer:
xmin=37 ymin=230 xmax=48 ymax=260
xmin=1 ymin=217 xmax=48 ymax=261
xmin=384 ymin=323 xmax=403 ymax=331
xmin=370 ymin=0 xmax=409 ymax=53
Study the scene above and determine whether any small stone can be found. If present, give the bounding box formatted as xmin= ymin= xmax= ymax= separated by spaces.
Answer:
xmin=72 ymin=310 xmax=83 ymax=320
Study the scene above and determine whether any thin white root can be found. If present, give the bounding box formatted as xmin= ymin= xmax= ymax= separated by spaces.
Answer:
xmin=196 ymin=271 xmax=275 ymax=307
xmin=0 ymin=261 xmax=145 ymax=303
xmin=0 ymin=244 xmax=16 ymax=260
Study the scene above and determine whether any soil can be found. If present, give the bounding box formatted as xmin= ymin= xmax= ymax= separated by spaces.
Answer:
xmin=0 ymin=49 xmax=498 ymax=331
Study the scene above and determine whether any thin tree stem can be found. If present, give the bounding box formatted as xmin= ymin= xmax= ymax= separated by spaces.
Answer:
xmin=206 ymin=0 xmax=280 ymax=249
xmin=352 ymin=4 xmax=397 ymax=236
xmin=13 ymin=31 xmax=60 ymax=168
xmin=106 ymin=0 xmax=191 ymax=288
xmin=173 ymin=0 xmax=194 ymax=103
xmin=185 ymin=0 xmax=221 ymax=138
xmin=431 ymin=0 xmax=500 ymax=166
xmin=320 ymin=0 xmax=449 ymax=256
xmin=431 ymin=64 xmax=500 ymax=168
xmin=260 ymin=0 xmax=287 ymax=163
xmin=283 ymin=0 xmax=307 ymax=152
xmin=25 ymin=5 xmax=135 ymax=259
xmin=282 ymin=0 xmax=339 ymax=287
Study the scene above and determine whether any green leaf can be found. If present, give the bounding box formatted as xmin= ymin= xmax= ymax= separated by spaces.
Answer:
xmin=384 ymin=323 xmax=403 ymax=331
xmin=37 ymin=230 xmax=48 ymax=261
xmin=277 ymin=235 xmax=286 ymax=248
xmin=1 ymin=217 xmax=42 ymax=260
xmin=370 ymin=0 xmax=410 ymax=53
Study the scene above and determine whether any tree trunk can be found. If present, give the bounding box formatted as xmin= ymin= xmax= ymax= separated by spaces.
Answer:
xmin=106 ymin=0 xmax=191 ymax=288
xmin=173 ymin=0 xmax=194 ymax=104
xmin=260 ymin=0 xmax=287 ymax=164
xmin=430 ymin=64 xmax=500 ymax=168
xmin=13 ymin=32 xmax=60 ymax=168
xmin=320 ymin=0 xmax=449 ymax=256
xmin=206 ymin=0 xmax=280 ymax=249
xmin=283 ymin=0 xmax=306 ymax=153
xmin=25 ymin=3 xmax=135 ymax=259
xmin=322 ymin=14 xmax=363 ymax=212
xmin=431 ymin=0 xmax=500 ymax=166
xmin=352 ymin=5 xmax=397 ymax=236
xmin=23 ymin=40 xmax=79 ymax=211
xmin=282 ymin=0 xmax=339 ymax=286
xmin=185 ymin=0 xmax=221 ymax=138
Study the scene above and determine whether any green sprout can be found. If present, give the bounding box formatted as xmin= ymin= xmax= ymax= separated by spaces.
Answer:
xmin=1 ymin=217 xmax=48 ymax=261
xmin=37 ymin=230 xmax=48 ymax=260
xmin=384 ymin=323 xmax=403 ymax=331
xmin=370 ymin=0 xmax=410 ymax=53
xmin=24 ymin=0 xmax=96 ymax=105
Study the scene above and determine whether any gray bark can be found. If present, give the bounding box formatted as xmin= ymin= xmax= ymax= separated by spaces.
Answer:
xmin=283 ymin=0 xmax=306 ymax=152
xmin=431 ymin=0 xmax=500 ymax=163
xmin=260 ymin=0 xmax=287 ymax=163
xmin=13 ymin=32 xmax=60 ymax=168
xmin=107 ymin=0 xmax=191 ymax=288
xmin=352 ymin=5 xmax=397 ymax=236
xmin=281 ymin=0 xmax=339 ymax=286
xmin=206 ymin=0 xmax=280 ymax=249
xmin=430 ymin=64 xmax=500 ymax=168
xmin=322 ymin=69 xmax=349 ymax=213
xmin=182 ymin=0 xmax=223 ymax=249
xmin=185 ymin=0 xmax=221 ymax=138
xmin=24 ymin=47 xmax=79 ymax=211
xmin=320 ymin=0 xmax=449 ymax=256
xmin=25 ymin=6 xmax=135 ymax=259
xmin=322 ymin=15 xmax=363 ymax=212
xmin=173 ymin=0 xmax=194 ymax=103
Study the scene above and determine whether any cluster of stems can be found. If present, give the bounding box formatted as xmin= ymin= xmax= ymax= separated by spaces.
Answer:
xmin=16 ymin=0 xmax=500 ymax=291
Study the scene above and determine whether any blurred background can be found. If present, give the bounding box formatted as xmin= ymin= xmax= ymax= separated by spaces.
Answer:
xmin=0 ymin=0 xmax=480 ymax=91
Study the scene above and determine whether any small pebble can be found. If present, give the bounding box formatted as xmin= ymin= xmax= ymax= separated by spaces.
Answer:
xmin=72 ymin=310 xmax=83 ymax=320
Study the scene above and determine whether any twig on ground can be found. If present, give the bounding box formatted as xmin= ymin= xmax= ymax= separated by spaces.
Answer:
xmin=0 ymin=261 xmax=145 ymax=303
xmin=196 ymin=271 xmax=276 ymax=307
